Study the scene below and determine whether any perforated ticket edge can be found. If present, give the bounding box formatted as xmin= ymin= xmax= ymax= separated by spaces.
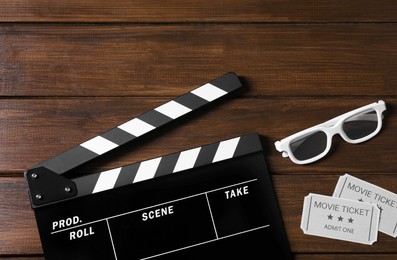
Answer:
xmin=333 ymin=174 xmax=397 ymax=238
xmin=301 ymin=193 xmax=380 ymax=245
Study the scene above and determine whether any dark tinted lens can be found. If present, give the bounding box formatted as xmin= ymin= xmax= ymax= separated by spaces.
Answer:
xmin=290 ymin=131 xmax=327 ymax=161
xmin=342 ymin=110 xmax=378 ymax=140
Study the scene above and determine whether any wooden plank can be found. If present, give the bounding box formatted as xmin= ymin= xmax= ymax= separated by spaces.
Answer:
xmin=4 ymin=255 xmax=393 ymax=258
xmin=0 ymin=258 xmax=44 ymax=260
xmin=2 ymin=255 xmax=397 ymax=259
xmin=1 ymin=25 xmax=396 ymax=97
xmin=0 ymin=1 xmax=396 ymax=22
xmin=1 ymin=175 xmax=397 ymax=255
xmin=294 ymin=255 xmax=397 ymax=260
xmin=0 ymin=98 xmax=394 ymax=174
xmin=0 ymin=258 xmax=46 ymax=260
xmin=0 ymin=178 xmax=41 ymax=255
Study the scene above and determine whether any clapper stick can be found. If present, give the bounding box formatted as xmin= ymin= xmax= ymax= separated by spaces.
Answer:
xmin=72 ymin=133 xmax=262 ymax=199
xmin=25 ymin=72 xmax=243 ymax=207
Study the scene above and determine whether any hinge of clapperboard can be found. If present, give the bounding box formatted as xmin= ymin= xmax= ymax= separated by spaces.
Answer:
xmin=25 ymin=72 xmax=256 ymax=208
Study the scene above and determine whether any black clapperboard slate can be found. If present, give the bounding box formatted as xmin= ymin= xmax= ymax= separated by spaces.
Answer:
xmin=25 ymin=72 xmax=291 ymax=260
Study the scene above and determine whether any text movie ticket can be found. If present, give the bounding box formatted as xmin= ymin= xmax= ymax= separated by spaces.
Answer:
xmin=301 ymin=193 xmax=380 ymax=245
xmin=333 ymin=174 xmax=397 ymax=237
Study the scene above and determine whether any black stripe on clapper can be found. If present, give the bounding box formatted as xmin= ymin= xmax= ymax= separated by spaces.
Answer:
xmin=114 ymin=164 xmax=140 ymax=188
xmin=74 ymin=172 xmax=100 ymax=196
xmin=193 ymin=142 xmax=220 ymax=168
xmin=233 ymin=133 xmax=263 ymax=157
xmin=174 ymin=92 xmax=208 ymax=110
xmin=155 ymin=153 xmax=180 ymax=177
xmin=36 ymin=146 xmax=98 ymax=175
xmin=138 ymin=110 xmax=172 ymax=128
xmin=210 ymin=72 xmax=242 ymax=92
xmin=101 ymin=128 xmax=136 ymax=146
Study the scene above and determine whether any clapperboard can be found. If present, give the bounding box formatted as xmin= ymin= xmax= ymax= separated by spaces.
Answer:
xmin=25 ymin=72 xmax=291 ymax=259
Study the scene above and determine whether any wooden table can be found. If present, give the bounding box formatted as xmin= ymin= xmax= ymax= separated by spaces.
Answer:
xmin=0 ymin=1 xmax=396 ymax=259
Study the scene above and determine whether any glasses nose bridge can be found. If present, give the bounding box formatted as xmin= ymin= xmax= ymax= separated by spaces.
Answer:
xmin=323 ymin=120 xmax=343 ymax=139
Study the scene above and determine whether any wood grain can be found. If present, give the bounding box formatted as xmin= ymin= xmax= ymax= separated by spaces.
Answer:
xmin=2 ymin=255 xmax=397 ymax=260
xmin=1 ymin=25 xmax=396 ymax=97
xmin=294 ymin=255 xmax=397 ymax=260
xmin=0 ymin=178 xmax=41 ymax=255
xmin=0 ymin=98 xmax=394 ymax=175
xmin=1 ymin=175 xmax=396 ymax=255
xmin=0 ymin=1 xmax=396 ymax=23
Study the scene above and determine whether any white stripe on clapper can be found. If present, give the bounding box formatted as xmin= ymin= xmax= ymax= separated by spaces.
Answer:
xmin=80 ymin=136 xmax=119 ymax=155
xmin=93 ymin=167 xmax=122 ymax=194
xmin=173 ymin=147 xmax=201 ymax=173
xmin=133 ymin=157 xmax=162 ymax=183
xmin=118 ymin=118 xmax=156 ymax=137
xmin=191 ymin=83 xmax=227 ymax=102
xmin=155 ymin=100 xmax=192 ymax=119
xmin=212 ymin=137 xmax=240 ymax=163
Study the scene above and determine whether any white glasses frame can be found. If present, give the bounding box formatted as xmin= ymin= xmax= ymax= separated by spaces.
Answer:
xmin=274 ymin=100 xmax=386 ymax=165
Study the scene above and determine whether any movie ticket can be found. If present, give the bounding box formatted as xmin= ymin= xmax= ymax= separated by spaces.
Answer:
xmin=333 ymin=174 xmax=397 ymax=237
xmin=301 ymin=193 xmax=380 ymax=245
